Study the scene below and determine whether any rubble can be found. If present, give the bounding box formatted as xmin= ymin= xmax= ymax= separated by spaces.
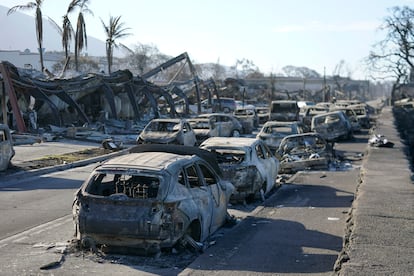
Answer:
xmin=368 ymin=134 xmax=395 ymax=148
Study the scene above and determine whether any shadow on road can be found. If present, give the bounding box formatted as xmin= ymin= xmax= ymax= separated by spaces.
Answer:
xmin=267 ymin=183 xmax=354 ymax=208
xmin=186 ymin=216 xmax=342 ymax=274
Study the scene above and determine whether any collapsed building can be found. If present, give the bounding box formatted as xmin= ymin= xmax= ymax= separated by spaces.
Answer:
xmin=0 ymin=53 xmax=219 ymax=137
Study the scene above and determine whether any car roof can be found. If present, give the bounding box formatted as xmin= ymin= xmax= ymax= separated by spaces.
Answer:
xmin=100 ymin=151 xmax=190 ymax=172
xmin=201 ymin=137 xmax=259 ymax=148
xmin=129 ymin=144 xmax=222 ymax=176
xmin=270 ymin=100 xmax=297 ymax=104
xmin=281 ymin=132 xmax=324 ymax=141
xmin=198 ymin=113 xmax=231 ymax=116
xmin=149 ymin=118 xmax=185 ymax=123
xmin=313 ymin=110 xmax=345 ymax=118
xmin=188 ymin=117 xmax=210 ymax=121
xmin=263 ymin=121 xmax=298 ymax=127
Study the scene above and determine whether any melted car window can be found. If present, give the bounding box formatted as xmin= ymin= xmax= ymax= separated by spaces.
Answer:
xmin=191 ymin=121 xmax=210 ymax=129
xmin=198 ymin=163 xmax=218 ymax=185
xmin=87 ymin=173 xmax=159 ymax=199
xmin=256 ymin=144 xmax=265 ymax=159
xmin=214 ymin=149 xmax=245 ymax=164
xmin=186 ymin=165 xmax=202 ymax=188
xmin=148 ymin=121 xmax=179 ymax=132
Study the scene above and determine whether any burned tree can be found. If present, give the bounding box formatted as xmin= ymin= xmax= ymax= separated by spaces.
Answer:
xmin=367 ymin=6 xmax=414 ymax=103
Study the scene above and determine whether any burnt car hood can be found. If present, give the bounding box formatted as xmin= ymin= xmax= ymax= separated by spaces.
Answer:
xmin=140 ymin=131 xmax=178 ymax=143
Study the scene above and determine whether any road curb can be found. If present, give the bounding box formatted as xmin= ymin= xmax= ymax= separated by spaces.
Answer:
xmin=1 ymin=148 xmax=130 ymax=183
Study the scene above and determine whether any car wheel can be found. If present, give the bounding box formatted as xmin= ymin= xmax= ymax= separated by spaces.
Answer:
xmin=231 ymin=130 xmax=241 ymax=137
xmin=223 ymin=107 xmax=231 ymax=113
xmin=177 ymin=221 xmax=203 ymax=252
xmin=181 ymin=233 xmax=203 ymax=252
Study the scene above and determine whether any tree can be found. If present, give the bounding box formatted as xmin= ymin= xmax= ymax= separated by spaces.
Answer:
xmin=52 ymin=56 xmax=99 ymax=74
xmin=122 ymin=43 xmax=169 ymax=75
xmin=100 ymin=15 xmax=131 ymax=74
xmin=233 ymin=58 xmax=259 ymax=78
xmin=282 ymin=65 xmax=321 ymax=78
xmin=47 ymin=15 xmax=74 ymax=60
xmin=367 ymin=6 xmax=414 ymax=100
xmin=332 ymin=60 xmax=352 ymax=78
xmin=67 ymin=0 xmax=93 ymax=72
xmin=7 ymin=0 xmax=45 ymax=71
xmin=62 ymin=15 xmax=75 ymax=60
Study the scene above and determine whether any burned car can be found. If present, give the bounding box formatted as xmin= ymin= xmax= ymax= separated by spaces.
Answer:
xmin=233 ymin=106 xmax=258 ymax=133
xmin=300 ymin=105 xmax=329 ymax=132
xmin=200 ymin=137 xmax=279 ymax=202
xmin=255 ymin=106 xmax=270 ymax=124
xmin=0 ymin=124 xmax=15 ymax=172
xmin=72 ymin=145 xmax=235 ymax=254
xmin=256 ymin=121 xmax=303 ymax=151
xmin=136 ymin=118 xmax=196 ymax=146
xmin=329 ymin=107 xmax=361 ymax=132
xmin=347 ymin=103 xmax=371 ymax=128
xmin=311 ymin=110 xmax=353 ymax=142
xmin=192 ymin=113 xmax=243 ymax=138
xmin=188 ymin=117 xmax=212 ymax=145
xmin=276 ymin=133 xmax=333 ymax=174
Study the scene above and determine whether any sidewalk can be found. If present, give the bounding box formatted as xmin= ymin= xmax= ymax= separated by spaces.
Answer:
xmin=1 ymin=139 xmax=129 ymax=183
xmin=336 ymin=106 xmax=414 ymax=275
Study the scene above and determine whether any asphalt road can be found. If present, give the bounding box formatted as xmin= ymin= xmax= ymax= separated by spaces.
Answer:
xmin=0 ymin=130 xmax=370 ymax=275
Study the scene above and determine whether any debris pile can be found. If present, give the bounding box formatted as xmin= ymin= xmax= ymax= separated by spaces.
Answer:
xmin=368 ymin=134 xmax=394 ymax=148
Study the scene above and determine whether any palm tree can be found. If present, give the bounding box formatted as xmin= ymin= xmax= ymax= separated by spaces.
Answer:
xmin=7 ymin=0 xmax=45 ymax=71
xmin=62 ymin=15 xmax=75 ymax=60
xmin=101 ymin=15 xmax=131 ymax=74
xmin=67 ymin=0 xmax=93 ymax=71
xmin=47 ymin=15 xmax=74 ymax=60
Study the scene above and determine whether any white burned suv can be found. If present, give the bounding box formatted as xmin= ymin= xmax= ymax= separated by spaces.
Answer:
xmin=72 ymin=145 xmax=234 ymax=254
xmin=200 ymin=137 xmax=280 ymax=203
xmin=137 ymin=118 xmax=196 ymax=146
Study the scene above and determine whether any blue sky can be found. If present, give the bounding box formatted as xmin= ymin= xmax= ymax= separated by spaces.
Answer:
xmin=2 ymin=0 xmax=414 ymax=79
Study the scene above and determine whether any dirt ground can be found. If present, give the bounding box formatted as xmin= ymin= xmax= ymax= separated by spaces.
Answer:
xmin=6 ymin=148 xmax=110 ymax=174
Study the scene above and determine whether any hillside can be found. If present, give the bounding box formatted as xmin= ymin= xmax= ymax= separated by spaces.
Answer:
xmin=0 ymin=5 xmax=109 ymax=57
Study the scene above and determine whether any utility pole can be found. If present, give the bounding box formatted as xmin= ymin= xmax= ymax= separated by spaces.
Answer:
xmin=270 ymin=73 xmax=275 ymax=102
xmin=323 ymin=66 xmax=327 ymax=102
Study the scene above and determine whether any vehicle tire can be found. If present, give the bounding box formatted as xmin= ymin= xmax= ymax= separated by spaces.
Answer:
xmin=179 ymin=233 xmax=203 ymax=252
xmin=231 ymin=130 xmax=241 ymax=137
xmin=223 ymin=107 xmax=231 ymax=113
xmin=177 ymin=221 xmax=203 ymax=252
